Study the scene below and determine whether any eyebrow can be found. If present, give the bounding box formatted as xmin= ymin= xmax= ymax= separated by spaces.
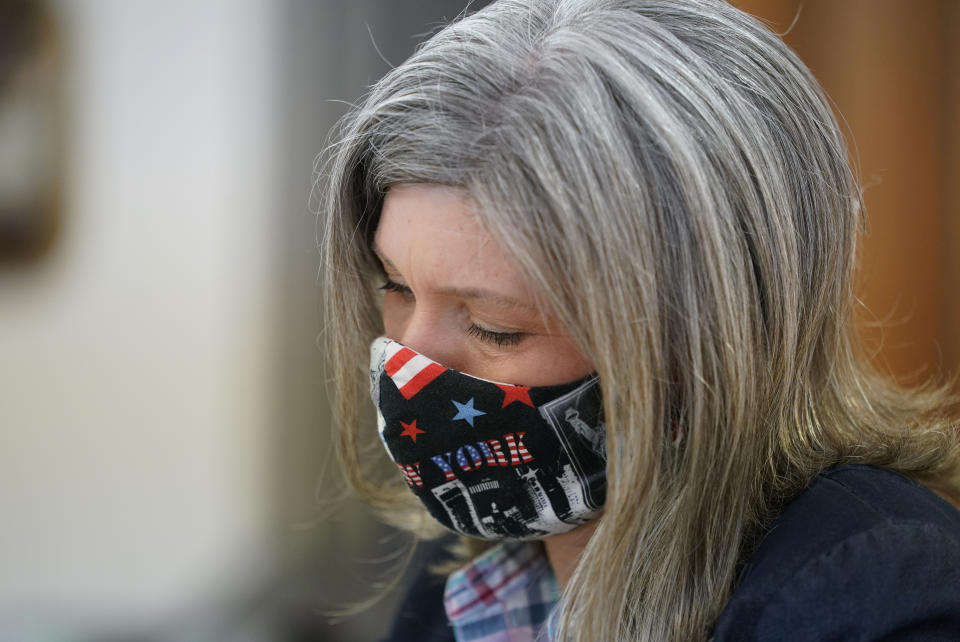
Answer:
xmin=372 ymin=245 xmax=537 ymax=311
xmin=437 ymin=285 xmax=536 ymax=311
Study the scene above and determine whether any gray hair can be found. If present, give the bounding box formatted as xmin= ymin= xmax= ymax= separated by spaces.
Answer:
xmin=316 ymin=1 xmax=960 ymax=639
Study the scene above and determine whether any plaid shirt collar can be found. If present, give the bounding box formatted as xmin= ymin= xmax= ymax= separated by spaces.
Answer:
xmin=443 ymin=541 xmax=560 ymax=642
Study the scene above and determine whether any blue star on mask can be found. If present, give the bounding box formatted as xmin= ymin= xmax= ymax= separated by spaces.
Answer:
xmin=451 ymin=397 xmax=486 ymax=427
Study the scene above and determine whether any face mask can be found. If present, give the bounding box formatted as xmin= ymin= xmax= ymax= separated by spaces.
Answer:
xmin=369 ymin=336 xmax=607 ymax=540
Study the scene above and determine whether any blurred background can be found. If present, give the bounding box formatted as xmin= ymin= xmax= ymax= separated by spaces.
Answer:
xmin=0 ymin=1 xmax=957 ymax=640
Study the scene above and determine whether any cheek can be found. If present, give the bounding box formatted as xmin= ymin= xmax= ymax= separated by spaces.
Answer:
xmin=521 ymin=337 xmax=595 ymax=386
xmin=478 ymin=333 xmax=594 ymax=387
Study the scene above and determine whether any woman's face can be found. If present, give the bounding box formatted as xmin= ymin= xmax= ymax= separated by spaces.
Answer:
xmin=374 ymin=183 xmax=593 ymax=386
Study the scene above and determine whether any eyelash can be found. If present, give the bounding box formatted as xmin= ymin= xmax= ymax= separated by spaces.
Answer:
xmin=379 ymin=279 xmax=412 ymax=297
xmin=379 ymin=279 xmax=526 ymax=348
xmin=466 ymin=324 xmax=525 ymax=348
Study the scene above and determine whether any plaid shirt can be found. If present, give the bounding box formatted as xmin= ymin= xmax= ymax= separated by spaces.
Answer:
xmin=443 ymin=541 xmax=560 ymax=642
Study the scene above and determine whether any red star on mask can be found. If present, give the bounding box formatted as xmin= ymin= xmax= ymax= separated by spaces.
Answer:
xmin=497 ymin=384 xmax=534 ymax=408
xmin=399 ymin=419 xmax=425 ymax=443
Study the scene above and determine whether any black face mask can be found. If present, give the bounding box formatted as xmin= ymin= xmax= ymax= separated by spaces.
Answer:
xmin=369 ymin=337 xmax=607 ymax=540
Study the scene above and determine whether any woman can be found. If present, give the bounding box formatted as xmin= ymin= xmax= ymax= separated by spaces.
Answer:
xmin=316 ymin=0 xmax=960 ymax=639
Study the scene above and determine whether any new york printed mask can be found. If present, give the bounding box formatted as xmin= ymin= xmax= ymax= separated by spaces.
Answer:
xmin=369 ymin=336 xmax=607 ymax=540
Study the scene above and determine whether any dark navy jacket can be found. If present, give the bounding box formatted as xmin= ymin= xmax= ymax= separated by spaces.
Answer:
xmin=383 ymin=464 xmax=960 ymax=641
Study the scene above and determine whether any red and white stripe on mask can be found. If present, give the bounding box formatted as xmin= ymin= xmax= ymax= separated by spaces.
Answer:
xmin=383 ymin=340 xmax=447 ymax=399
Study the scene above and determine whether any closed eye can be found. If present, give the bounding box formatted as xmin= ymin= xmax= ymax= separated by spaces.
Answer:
xmin=379 ymin=277 xmax=527 ymax=348
xmin=467 ymin=323 xmax=525 ymax=348
xmin=379 ymin=279 xmax=413 ymax=297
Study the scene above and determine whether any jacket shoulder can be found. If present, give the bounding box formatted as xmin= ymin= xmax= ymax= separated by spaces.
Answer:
xmin=711 ymin=464 xmax=960 ymax=641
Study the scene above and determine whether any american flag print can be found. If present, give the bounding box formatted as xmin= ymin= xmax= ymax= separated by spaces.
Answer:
xmin=397 ymin=462 xmax=423 ymax=488
xmin=504 ymin=432 xmax=534 ymax=464
xmin=383 ymin=340 xmax=447 ymax=400
xmin=455 ymin=444 xmax=485 ymax=471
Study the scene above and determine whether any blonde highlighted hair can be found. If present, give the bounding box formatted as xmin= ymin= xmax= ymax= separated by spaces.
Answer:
xmin=315 ymin=0 xmax=960 ymax=639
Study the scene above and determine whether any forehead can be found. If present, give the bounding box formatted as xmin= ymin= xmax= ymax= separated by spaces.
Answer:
xmin=378 ymin=183 xmax=480 ymax=239
xmin=374 ymin=183 xmax=521 ymax=286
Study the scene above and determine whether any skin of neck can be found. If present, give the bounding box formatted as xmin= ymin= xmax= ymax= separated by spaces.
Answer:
xmin=542 ymin=517 xmax=601 ymax=589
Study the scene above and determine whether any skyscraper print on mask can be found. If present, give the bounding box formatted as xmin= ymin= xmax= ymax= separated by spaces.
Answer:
xmin=369 ymin=337 xmax=607 ymax=540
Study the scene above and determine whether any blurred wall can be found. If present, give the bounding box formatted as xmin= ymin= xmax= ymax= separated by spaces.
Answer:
xmin=0 ymin=0 xmax=279 ymax=638
xmin=732 ymin=0 xmax=960 ymax=388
